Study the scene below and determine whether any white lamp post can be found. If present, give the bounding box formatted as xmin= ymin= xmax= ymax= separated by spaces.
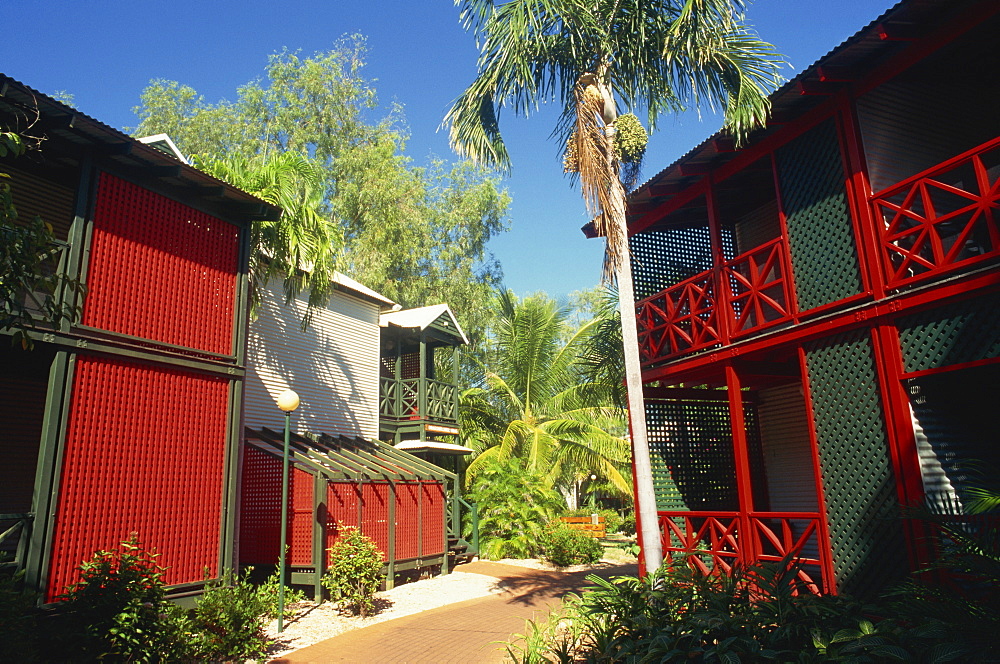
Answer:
xmin=276 ymin=389 xmax=299 ymax=633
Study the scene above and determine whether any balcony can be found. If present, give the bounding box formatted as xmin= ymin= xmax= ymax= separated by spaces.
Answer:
xmin=379 ymin=376 xmax=459 ymax=424
xmin=636 ymin=238 xmax=794 ymax=366
xmin=873 ymin=136 xmax=1000 ymax=289
xmin=658 ymin=510 xmax=832 ymax=594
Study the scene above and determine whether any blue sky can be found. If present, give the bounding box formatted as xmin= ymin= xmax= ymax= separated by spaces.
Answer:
xmin=5 ymin=0 xmax=892 ymax=301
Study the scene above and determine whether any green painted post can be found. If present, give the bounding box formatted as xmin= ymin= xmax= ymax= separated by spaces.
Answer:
xmin=419 ymin=338 xmax=427 ymax=421
xmin=278 ymin=409 xmax=291 ymax=633
xmin=387 ymin=482 xmax=396 ymax=590
xmin=276 ymin=390 xmax=299 ymax=633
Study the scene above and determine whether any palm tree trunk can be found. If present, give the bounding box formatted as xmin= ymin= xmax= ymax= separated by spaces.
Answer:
xmin=613 ymin=220 xmax=665 ymax=573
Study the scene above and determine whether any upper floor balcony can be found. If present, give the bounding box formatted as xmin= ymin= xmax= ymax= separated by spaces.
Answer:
xmin=378 ymin=304 xmax=467 ymax=443
xmin=379 ymin=375 xmax=459 ymax=424
xmin=636 ymin=237 xmax=794 ymax=366
xmin=873 ymin=136 xmax=1000 ymax=290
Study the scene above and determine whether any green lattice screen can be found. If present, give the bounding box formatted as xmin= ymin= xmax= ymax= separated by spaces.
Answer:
xmin=805 ymin=330 xmax=906 ymax=595
xmin=776 ymin=119 xmax=863 ymax=311
xmin=897 ymin=290 xmax=1000 ymax=373
xmin=645 ymin=398 xmax=765 ymax=511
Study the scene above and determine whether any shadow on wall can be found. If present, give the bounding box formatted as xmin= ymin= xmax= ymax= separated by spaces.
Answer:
xmin=245 ymin=287 xmax=377 ymax=437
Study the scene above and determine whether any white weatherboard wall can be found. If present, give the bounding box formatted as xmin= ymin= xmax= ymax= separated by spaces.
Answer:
xmin=757 ymin=384 xmax=819 ymax=513
xmin=244 ymin=283 xmax=381 ymax=439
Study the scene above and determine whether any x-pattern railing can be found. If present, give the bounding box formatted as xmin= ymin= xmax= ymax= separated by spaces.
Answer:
xmin=873 ymin=136 xmax=1000 ymax=288
xmin=379 ymin=376 xmax=458 ymax=422
xmin=658 ymin=510 xmax=830 ymax=594
xmin=0 ymin=513 xmax=33 ymax=574
xmin=635 ymin=239 xmax=794 ymax=365
xmin=725 ymin=238 xmax=793 ymax=336
xmin=636 ymin=273 xmax=720 ymax=363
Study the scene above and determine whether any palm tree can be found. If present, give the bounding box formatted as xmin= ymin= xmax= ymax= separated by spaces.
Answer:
xmin=193 ymin=152 xmax=343 ymax=324
xmin=461 ymin=290 xmax=632 ymax=498
xmin=446 ymin=0 xmax=783 ymax=569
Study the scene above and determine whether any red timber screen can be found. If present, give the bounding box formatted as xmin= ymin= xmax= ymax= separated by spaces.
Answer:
xmin=421 ymin=482 xmax=446 ymax=557
xmin=46 ymin=356 xmax=230 ymax=601
xmin=396 ymin=483 xmax=420 ymax=559
xmin=82 ymin=172 xmax=240 ymax=356
xmin=239 ymin=446 xmax=314 ymax=567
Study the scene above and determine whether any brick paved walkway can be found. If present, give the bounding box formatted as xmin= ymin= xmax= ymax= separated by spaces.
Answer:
xmin=271 ymin=560 xmax=637 ymax=664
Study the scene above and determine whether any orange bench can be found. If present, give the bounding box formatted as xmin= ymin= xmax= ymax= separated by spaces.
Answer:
xmin=559 ymin=515 xmax=606 ymax=539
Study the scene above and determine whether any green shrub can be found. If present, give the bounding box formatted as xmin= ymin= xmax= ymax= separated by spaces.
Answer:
xmin=541 ymin=524 xmax=603 ymax=568
xmin=51 ymin=534 xmax=184 ymax=662
xmin=43 ymin=536 xmax=276 ymax=662
xmin=468 ymin=458 xmax=565 ymax=560
xmin=255 ymin=567 xmax=307 ymax=621
xmin=188 ymin=569 xmax=272 ymax=661
xmin=321 ymin=527 xmax=384 ymax=617
xmin=618 ymin=513 xmax=636 ymax=536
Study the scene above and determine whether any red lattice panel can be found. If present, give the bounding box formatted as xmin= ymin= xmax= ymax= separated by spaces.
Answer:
xmin=361 ymin=483 xmax=390 ymax=557
xmin=239 ymin=445 xmax=281 ymax=565
xmin=238 ymin=450 xmax=312 ymax=565
xmin=47 ymin=356 xmax=230 ymax=601
xmin=326 ymin=482 xmax=362 ymax=564
xmin=395 ymin=483 xmax=420 ymax=560
xmin=421 ymin=482 xmax=446 ymax=557
xmin=290 ymin=467 xmax=313 ymax=566
xmin=82 ymin=172 xmax=240 ymax=355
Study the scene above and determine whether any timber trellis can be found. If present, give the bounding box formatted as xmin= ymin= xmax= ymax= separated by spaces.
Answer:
xmin=240 ymin=428 xmax=469 ymax=596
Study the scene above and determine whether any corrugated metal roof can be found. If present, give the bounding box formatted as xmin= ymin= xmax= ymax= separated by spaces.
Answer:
xmin=380 ymin=304 xmax=469 ymax=345
xmin=0 ymin=74 xmax=281 ymax=223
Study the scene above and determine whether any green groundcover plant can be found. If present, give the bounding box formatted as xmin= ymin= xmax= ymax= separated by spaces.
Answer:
xmin=508 ymin=553 xmax=1000 ymax=662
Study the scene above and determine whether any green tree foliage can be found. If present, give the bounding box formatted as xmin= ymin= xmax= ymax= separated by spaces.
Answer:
xmin=132 ymin=39 xmax=509 ymax=346
xmin=448 ymin=0 xmax=784 ymax=570
xmin=191 ymin=151 xmax=340 ymax=321
xmin=467 ymin=458 xmax=566 ymax=560
xmin=461 ymin=290 xmax=631 ymax=498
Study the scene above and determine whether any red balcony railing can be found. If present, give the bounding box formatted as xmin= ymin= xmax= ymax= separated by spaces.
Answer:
xmin=635 ymin=239 xmax=794 ymax=365
xmin=725 ymin=238 xmax=794 ymax=336
xmin=658 ymin=510 xmax=832 ymax=594
xmin=636 ymin=272 xmax=720 ymax=363
xmin=872 ymin=136 xmax=1000 ymax=289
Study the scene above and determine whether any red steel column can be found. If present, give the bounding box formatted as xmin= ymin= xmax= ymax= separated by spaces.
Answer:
xmin=724 ymin=363 xmax=756 ymax=567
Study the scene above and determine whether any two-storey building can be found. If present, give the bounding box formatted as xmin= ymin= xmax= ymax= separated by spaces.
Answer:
xmin=600 ymin=0 xmax=999 ymax=594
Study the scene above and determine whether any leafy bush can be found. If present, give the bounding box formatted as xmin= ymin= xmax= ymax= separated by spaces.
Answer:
xmin=541 ymin=524 xmax=602 ymax=568
xmin=468 ymin=458 xmax=565 ymax=560
xmin=255 ymin=567 xmax=307 ymax=621
xmin=187 ymin=569 xmax=272 ymax=661
xmin=42 ymin=536 xmax=276 ymax=662
xmin=618 ymin=513 xmax=635 ymax=536
xmin=321 ymin=526 xmax=384 ymax=617
xmin=507 ymin=553 xmax=1000 ymax=662
xmin=51 ymin=534 xmax=184 ymax=662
